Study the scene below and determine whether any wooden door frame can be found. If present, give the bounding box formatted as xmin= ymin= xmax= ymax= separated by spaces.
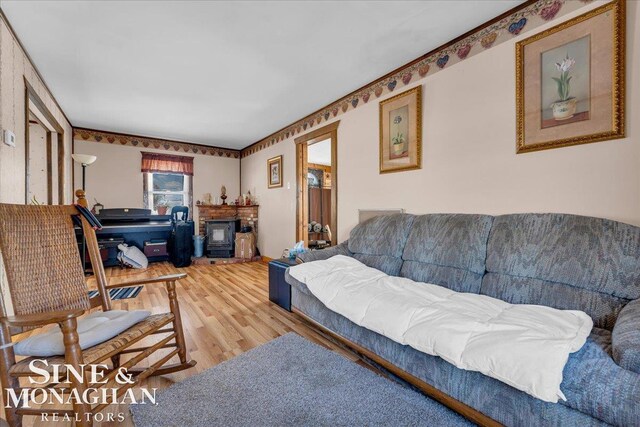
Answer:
xmin=25 ymin=78 xmax=65 ymax=205
xmin=294 ymin=121 xmax=339 ymax=247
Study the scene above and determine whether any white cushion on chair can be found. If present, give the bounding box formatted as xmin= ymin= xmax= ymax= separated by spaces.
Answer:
xmin=14 ymin=310 xmax=151 ymax=357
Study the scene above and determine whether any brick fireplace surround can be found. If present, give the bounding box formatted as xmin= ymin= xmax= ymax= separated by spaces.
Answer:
xmin=197 ymin=204 xmax=259 ymax=238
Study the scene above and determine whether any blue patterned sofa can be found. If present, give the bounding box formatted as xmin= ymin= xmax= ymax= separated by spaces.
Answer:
xmin=285 ymin=213 xmax=640 ymax=426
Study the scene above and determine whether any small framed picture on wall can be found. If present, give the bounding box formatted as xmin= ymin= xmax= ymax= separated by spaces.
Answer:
xmin=267 ymin=155 xmax=283 ymax=188
xmin=379 ymin=85 xmax=422 ymax=173
xmin=515 ymin=0 xmax=625 ymax=153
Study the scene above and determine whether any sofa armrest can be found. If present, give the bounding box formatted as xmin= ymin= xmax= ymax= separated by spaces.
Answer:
xmin=612 ymin=298 xmax=640 ymax=373
xmin=296 ymin=241 xmax=352 ymax=263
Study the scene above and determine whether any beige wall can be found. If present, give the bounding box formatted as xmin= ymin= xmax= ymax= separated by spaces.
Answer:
xmin=242 ymin=142 xmax=297 ymax=258
xmin=242 ymin=1 xmax=640 ymax=258
xmin=73 ymin=140 xmax=240 ymax=233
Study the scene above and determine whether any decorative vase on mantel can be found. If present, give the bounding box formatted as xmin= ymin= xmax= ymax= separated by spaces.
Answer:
xmin=220 ymin=185 xmax=228 ymax=205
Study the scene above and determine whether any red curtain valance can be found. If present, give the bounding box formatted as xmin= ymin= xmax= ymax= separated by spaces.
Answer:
xmin=141 ymin=152 xmax=194 ymax=176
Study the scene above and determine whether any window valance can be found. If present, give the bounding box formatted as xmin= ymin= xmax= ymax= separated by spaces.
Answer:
xmin=141 ymin=152 xmax=194 ymax=176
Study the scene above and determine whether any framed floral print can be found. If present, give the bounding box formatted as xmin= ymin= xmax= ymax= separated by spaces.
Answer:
xmin=267 ymin=155 xmax=283 ymax=188
xmin=516 ymin=0 xmax=625 ymax=153
xmin=379 ymin=85 xmax=422 ymax=173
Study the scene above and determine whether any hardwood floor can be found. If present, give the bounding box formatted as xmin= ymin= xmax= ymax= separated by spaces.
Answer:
xmin=4 ymin=261 xmax=362 ymax=427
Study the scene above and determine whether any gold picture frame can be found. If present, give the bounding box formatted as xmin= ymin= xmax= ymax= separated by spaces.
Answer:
xmin=379 ymin=86 xmax=422 ymax=173
xmin=516 ymin=0 xmax=625 ymax=154
xmin=267 ymin=155 xmax=283 ymax=188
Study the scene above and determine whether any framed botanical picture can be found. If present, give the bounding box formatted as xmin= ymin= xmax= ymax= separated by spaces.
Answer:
xmin=267 ymin=155 xmax=283 ymax=188
xmin=516 ymin=0 xmax=625 ymax=153
xmin=379 ymin=85 xmax=422 ymax=173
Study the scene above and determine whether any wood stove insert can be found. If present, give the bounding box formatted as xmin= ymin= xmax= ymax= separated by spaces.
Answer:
xmin=205 ymin=218 xmax=241 ymax=258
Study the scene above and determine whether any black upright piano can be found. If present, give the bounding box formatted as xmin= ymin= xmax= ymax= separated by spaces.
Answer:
xmin=76 ymin=208 xmax=173 ymax=268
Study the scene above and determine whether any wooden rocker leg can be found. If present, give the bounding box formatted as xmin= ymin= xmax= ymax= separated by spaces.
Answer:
xmin=127 ymin=280 xmax=197 ymax=380
xmin=166 ymin=280 xmax=189 ymax=364
xmin=61 ymin=318 xmax=92 ymax=427
xmin=0 ymin=323 xmax=22 ymax=427
xmin=126 ymin=280 xmax=197 ymax=378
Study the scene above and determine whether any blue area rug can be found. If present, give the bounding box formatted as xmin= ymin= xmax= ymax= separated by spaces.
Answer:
xmin=130 ymin=333 xmax=472 ymax=427
xmin=88 ymin=286 xmax=143 ymax=301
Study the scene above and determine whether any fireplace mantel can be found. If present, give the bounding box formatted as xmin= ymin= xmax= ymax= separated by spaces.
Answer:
xmin=197 ymin=204 xmax=259 ymax=239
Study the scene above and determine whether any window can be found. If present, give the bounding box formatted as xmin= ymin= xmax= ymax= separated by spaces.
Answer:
xmin=144 ymin=172 xmax=191 ymax=214
xmin=140 ymin=152 xmax=194 ymax=215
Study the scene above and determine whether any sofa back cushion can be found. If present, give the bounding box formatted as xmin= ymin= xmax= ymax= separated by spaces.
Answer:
xmin=483 ymin=213 xmax=640 ymax=330
xmin=399 ymin=214 xmax=494 ymax=293
xmin=348 ymin=214 xmax=415 ymax=275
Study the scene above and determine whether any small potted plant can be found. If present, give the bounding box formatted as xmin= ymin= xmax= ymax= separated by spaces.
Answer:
xmin=156 ymin=197 xmax=169 ymax=215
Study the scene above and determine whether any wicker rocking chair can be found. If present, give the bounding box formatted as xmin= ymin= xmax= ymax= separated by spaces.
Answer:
xmin=0 ymin=191 xmax=196 ymax=426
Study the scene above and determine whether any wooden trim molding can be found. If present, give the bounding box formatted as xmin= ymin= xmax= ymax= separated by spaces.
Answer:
xmin=73 ymin=128 xmax=240 ymax=159
xmin=240 ymin=0 xmax=596 ymax=159
xmin=296 ymin=142 xmax=309 ymax=246
xmin=25 ymin=79 xmax=64 ymax=134
xmin=294 ymin=121 xmax=340 ymax=145
xmin=293 ymin=308 xmax=503 ymax=427
xmin=25 ymin=79 xmax=66 ymax=205
xmin=295 ymin=122 xmax=338 ymax=247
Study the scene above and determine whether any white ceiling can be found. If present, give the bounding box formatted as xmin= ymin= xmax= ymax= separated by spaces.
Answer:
xmin=2 ymin=1 xmax=521 ymax=149
xmin=308 ymin=138 xmax=331 ymax=166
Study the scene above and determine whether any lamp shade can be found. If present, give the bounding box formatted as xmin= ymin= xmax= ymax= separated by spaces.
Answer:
xmin=71 ymin=154 xmax=97 ymax=165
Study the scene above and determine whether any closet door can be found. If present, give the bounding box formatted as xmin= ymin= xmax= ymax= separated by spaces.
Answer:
xmin=308 ymin=187 xmax=322 ymax=224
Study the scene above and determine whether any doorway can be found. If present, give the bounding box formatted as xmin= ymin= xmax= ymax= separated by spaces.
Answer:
xmin=25 ymin=80 xmax=65 ymax=204
xmin=26 ymin=114 xmax=49 ymax=204
xmin=295 ymin=121 xmax=338 ymax=248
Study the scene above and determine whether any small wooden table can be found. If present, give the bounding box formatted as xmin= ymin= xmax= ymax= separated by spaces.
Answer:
xmin=268 ymin=258 xmax=297 ymax=311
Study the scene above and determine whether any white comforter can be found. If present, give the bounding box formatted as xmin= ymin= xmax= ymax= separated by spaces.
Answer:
xmin=289 ymin=255 xmax=593 ymax=403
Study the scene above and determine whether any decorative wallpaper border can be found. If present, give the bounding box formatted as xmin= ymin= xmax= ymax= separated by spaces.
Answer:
xmin=73 ymin=128 xmax=240 ymax=159
xmin=240 ymin=0 xmax=596 ymax=159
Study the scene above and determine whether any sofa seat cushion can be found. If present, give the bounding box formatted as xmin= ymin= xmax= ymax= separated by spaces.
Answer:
xmin=286 ymin=268 xmax=311 ymax=295
xmin=481 ymin=273 xmax=627 ymax=330
xmin=400 ymin=214 xmax=493 ymax=293
xmin=292 ymin=289 xmax=612 ymax=426
xmin=290 ymin=255 xmax=593 ymax=403
xmin=14 ymin=309 xmax=151 ymax=357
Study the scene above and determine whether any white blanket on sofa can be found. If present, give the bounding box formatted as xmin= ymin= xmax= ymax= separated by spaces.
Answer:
xmin=289 ymin=255 xmax=593 ymax=403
